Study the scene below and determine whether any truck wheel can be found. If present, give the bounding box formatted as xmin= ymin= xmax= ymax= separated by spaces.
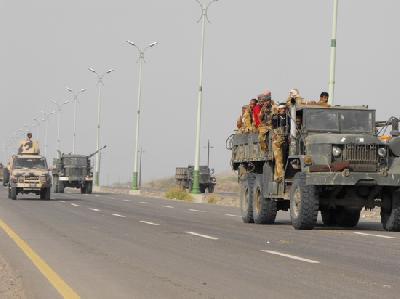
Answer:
xmin=3 ymin=169 xmax=9 ymax=186
xmin=10 ymin=187 xmax=17 ymax=200
xmin=335 ymin=208 xmax=360 ymax=227
xmin=188 ymin=181 xmax=193 ymax=192
xmin=200 ymin=185 xmax=206 ymax=193
xmin=86 ymin=182 xmax=93 ymax=194
xmin=208 ymin=185 xmax=215 ymax=193
xmin=58 ymin=182 xmax=65 ymax=193
xmin=381 ymin=191 xmax=400 ymax=231
xmin=44 ymin=188 xmax=51 ymax=200
xmin=253 ymin=175 xmax=277 ymax=224
xmin=321 ymin=209 xmax=337 ymax=226
xmin=80 ymin=186 xmax=86 ymax=194
xmin=52 ymin=177 xmax=59 ymax=193
xmin=290 ymin=172 xmax=318 ymax=230
xmin=240 ymin=174 xmax=255 ymax=223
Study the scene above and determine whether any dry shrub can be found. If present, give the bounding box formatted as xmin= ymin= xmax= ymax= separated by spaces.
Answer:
xmin=165 ymin=187 xmax=192 ymax=201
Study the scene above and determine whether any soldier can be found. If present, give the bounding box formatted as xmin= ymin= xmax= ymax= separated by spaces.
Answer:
xmin=258 ymin=92 xmax=275 ymax=152
xmin=318 ymin=91 xmax=329 ymax=106
xmin=286 ymin=88 xmax=305 ymax=106
xmin=237 ymin=105 xmax=248 ymax=132
xmin=272 ymin=104 xmax=288 ymax=182
xmin=18 ymin=132 xmax=40 ymax=154
xmin=250 ymin=98 xmax=261 ymax=130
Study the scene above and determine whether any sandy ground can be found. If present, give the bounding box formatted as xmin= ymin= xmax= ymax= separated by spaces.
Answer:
xmin=0 ymin=254 xmax=25 ymax=299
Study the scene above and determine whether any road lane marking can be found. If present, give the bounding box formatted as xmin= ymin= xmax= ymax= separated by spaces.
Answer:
xmin=140 ymin=221 xmax=160 ymax=226
xmin=261 ymin=250 xmax=320 ymax=264
xmin=186 ymin=232 xmax=219 ymax=240
xmin=354 ymin=232 xmax=396 ymax=239
xmin=59 ymin=201 xmax=66 ymax=203
xmin=164 ymin=205 xmax=174 ymax=209
xmin=89 ymin=208 xmax=100 ymax=212
xmin=188 ymin=209 xmax=206 ymax=212
xmin=110 ymin=197 xmax=116 ymax=200
xmin=123 ymin=199 xmax=131 ymax=202
xmin=95 ymin=195 xmax=100 ymax=197
xmin=112 ymin=213 xmax=126 ymax=218
xmin=139 ymin=201 xmax=148 ymax=204
xmin=225 ymin=213 xmax=239 ymax=217
xmin=71 ymin=203 xmax=80 ymax=207
xmin=0 ymin=218 xmax=80 ymax=298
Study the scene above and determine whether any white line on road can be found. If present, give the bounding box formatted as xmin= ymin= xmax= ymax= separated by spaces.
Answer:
xmin=354 ymin=232 xmax=396 ymax=239
xmin=139 ymin=201 xmax=148 ymax=204
xmin=139 ymin=221 xmax=160 ymax=226
xmin=261 ymin=250 xmax=320 ymax=264
xmin=89 ymin=208 xmax=100 ymax=212
xmin=112 ymin=214 xmax=126 ymax=218
xmin=225 ymin=213 xmax=239 ymax=217
xmin=123 ymin=199 xmax=131 ymax=202
xmin=59 ymin=201 xmax=66 ymax=203
xmin=95 ymin=195 xmax=100 ymax=198
xmin=71 ymin=203 xmax=80 ymax=207
xmin=188 ymin=209 xmax=206 ymax=212
xmin=164 ymin=205 xmax=174 ymax=209
xmin=186 ymin=232 xmax=219 ymax=240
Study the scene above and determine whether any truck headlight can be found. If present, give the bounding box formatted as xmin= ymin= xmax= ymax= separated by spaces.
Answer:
xmin=332 ymin=146 xmax=342 ymax=158
xmin=18 ymin=177 xmax=24 ymax=183
xmin=378 ymin=148 xmax=387 ymax=158
xmin=40 ymin=176 xmax=48 ymax=183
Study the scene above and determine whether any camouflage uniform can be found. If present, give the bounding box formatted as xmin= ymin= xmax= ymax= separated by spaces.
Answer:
xmin=258 ymin=102 xmax=275 ymax=152
xmin=272 ymin=107 xmax=287 ymax=182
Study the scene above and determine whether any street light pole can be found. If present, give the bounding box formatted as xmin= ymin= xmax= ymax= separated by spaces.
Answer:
xmin=51 ymin=100 xmax=70 ymax=152
xmin=66 ymin=88 xmax=86 ymax=154
xmin=192 ymin=0 xmax=219 ymax=194
xmin=126 ymin=40 xmax=158 ymax=192
xmin=41 ymin=111 xmax=55 ymax=158
xmin=328 ymin=0 xmax=339 ymax=105
xmin=88 ymin=68 xmax=114 ymax=187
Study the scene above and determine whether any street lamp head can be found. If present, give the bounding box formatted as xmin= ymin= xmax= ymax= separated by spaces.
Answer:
xmin=88 ymin=67 xmax=97 ymax=74
xmin=80 ymin=89 xmax=86 ymax=93
xmin=50 ymin=99 xmax=57 ymax=104
xmin=63 ymin=100 xmax=70 ymax=104
xmin=66 ymin=87 xmax=73 ymax=92
xmin=149 ymin=42 xmax=158 ymax=48
xmin=126 ymin=40 xmax=136 ymax=47
xmin=106 ymin=69 xmax=114 ymax=74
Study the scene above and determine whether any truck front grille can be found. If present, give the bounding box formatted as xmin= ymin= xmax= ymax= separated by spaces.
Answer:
xmin=24 ymin=176 xmax=39 ymax=182
xmin=342 ymin=144 xmax=378 ymax=172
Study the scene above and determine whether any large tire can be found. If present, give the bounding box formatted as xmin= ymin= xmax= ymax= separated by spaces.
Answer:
xmin=381 ymin=191 xmax=400 ymax=231
xmin=87 ymin=182 xmax=93 ymax=194
xmin=58 ymin=182 xmax=65 ymax=193
xmin=239 ymin=174 xmax=255 ymax=223
xmin=252 ymin=175 xmax=277 ymax=224
xmin=208 ymin=184 xmax=215 ymax=193
xmin=321 ymin=209 xmax=337 ymax=226
xmin=3 ymin=169 xmax=9 ymax=186
xmin=43 ymin=188 xmax=51 ymax=200
xmin=80 ymin=185 xmax=86 ymax=194
xmin=52 ymin=177 xmax=59 ymax=193
xmin=200 ymin=185 xmax=206 ymax=194
xmin=290 ymin=172 xmax=319 ymax=230
xmin=10 ymin=187 xmax=17 ymax=200
xmin=335 ymin=208 xmax=360 ymax=227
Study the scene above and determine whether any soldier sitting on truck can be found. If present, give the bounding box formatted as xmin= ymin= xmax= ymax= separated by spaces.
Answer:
xmin=272 ymin=104 xmax=289 ymax=182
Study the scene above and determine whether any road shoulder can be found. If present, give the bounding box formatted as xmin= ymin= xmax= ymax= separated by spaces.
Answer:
xmin=0 ymin=252 xmax=25 ymax=299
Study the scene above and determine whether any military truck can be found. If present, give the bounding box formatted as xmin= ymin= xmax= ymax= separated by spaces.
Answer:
xmin=175 ymin=166 xmax=216 ymax=193
xmin=7 ymin=140 xmax=51 ymax=200
xmin=52 ymin=146 xmax=106 ymax=194
xmin=228 ymin=103 xmax=400 ymax=231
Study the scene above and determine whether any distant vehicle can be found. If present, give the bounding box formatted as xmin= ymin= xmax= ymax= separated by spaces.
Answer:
xmin=175 ymin=165 xmax=216 ymax=193
xmin=228 ymin=103 xmax=400 ymax=231
xmin=0 ymin=163 xmax=4 ymax=182
xmin=7 ymin=140 xmax=51 ymax=200
xmin=52 ymin=146 xmax=106 ymax=194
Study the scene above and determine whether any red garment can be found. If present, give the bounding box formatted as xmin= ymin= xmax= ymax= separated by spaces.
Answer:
xmin=253 ymin=104 xmax=262 ymax=128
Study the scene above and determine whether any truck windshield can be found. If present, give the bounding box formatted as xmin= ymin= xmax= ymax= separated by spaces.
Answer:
xmin=64 ymin=157 xmax=87 ymax=166
xmin=339 ymin=110 xmax=374 ymax=133
xmin=14 ymin=158 xmax=47 ymax=169
xmin=305 ymin=109 xmax=374 ymax=133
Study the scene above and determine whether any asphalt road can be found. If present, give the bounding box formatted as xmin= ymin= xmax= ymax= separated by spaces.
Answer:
xmin=0 ymin=187 xmax=399 ymax=299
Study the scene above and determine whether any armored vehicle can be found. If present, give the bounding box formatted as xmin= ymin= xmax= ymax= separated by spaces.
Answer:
xmin=175 ymin=165 xmax=216 ymax=193
xmin=7 ymin=140 xmax=51 ymax=200
xmin=52 ymin=146 xmax=106 ymax=194
xmin=228 ymin=103 xmax=400 ymax=231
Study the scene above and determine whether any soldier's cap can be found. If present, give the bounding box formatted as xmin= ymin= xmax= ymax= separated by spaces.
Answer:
xmin=278 ymin=104 xmax=287 ymax=109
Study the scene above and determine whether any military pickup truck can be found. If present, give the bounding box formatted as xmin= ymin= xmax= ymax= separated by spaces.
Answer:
xmin=52 ymin=146 xmax=106 ymax=194
xmin=228 ymin=103 xmax=400 ymax=231
xmin=176 ymin=166 xmax=216 ymax=193
xmin=6 ymin=140 xmax=51 ymax=200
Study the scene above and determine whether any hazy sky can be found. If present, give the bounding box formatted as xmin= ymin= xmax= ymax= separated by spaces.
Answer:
xmin=1 ymin=1 xmax=399 ymax=184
